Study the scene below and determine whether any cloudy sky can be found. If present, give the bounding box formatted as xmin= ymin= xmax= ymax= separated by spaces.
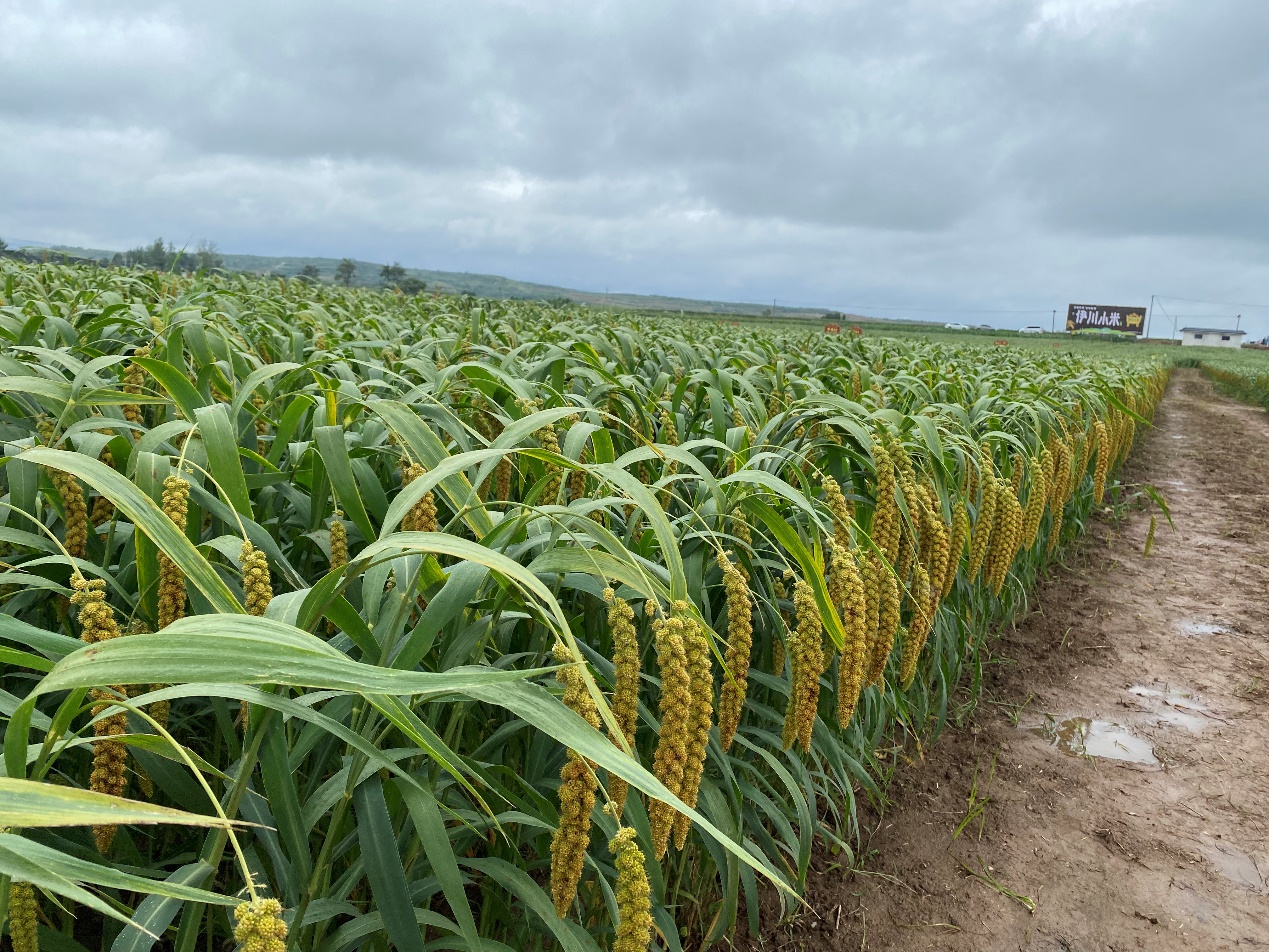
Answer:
xmin=2 ymin=0 xmax=1266 ymax=333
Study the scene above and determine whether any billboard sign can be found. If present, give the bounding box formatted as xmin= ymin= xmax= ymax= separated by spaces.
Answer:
xmin=1066 ymin=303 xmax=1147 ymax=335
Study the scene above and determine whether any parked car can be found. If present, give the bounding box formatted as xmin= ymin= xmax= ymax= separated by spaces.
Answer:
xmin=976 ymin=323 xmax=993 ymax=330
xmin=943 ymin=322 xmax=968 ymax=330
xmin=1018 ymin=325 xmax=1046 ymax=334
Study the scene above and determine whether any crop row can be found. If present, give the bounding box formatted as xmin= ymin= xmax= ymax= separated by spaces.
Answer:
xmin=0 ymin=262 xmax=1166 ymax=951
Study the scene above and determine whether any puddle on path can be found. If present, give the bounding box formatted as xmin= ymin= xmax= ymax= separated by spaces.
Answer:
xmin=1128 ymin=685 xmax=1209 ymax=731
xmin=1028 ymin=717 xmax=1159 ymax=766
xmin=1199 ymin=835 xmax=1266 ymax=892
xmin=1176 ymin=619 xmax=1229 ymax=638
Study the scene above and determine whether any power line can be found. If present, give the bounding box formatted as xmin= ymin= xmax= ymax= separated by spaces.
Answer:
xmin=1153 ymin=295 xmax=1269 ymax=309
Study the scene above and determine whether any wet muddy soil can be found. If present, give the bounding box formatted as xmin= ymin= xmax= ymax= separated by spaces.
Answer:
xmin=739 ymin=370 xmax=1269 ymax=950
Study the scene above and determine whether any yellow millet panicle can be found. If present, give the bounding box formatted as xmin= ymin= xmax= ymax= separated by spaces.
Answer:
xmin=732 ymin=508 xmax=752 ymax=552
xmin=833 ymin=547 xmax=870 ymax=728
xmin=782 ymin=580 xmax=825 ymax=752
xmin=157 ymin=476 xmax=190 ymax=630
xmin=400 ymin=462 xmax=438 ymax=532
xmin=968 ymin=455 xmax=998 ymax=579
xmin=648 ymin=611 xmax=691 ymax=858
xmin=717 ymin=553 xmax=753 ymax=752
xmin=867 ymin=560 xmax=900 ymax=686
xmin=605 ymin=589 xmax=641 ymax=813
xmin=899 ymin=563 xmax=934 ymax=687
xmin=673 ymin=604 xmax=712 ymax=849
xmin=232 ymin=898 xmax=288 ymax=952
xmin=72 ymin=578 xmax=129 ymax=851
xmin=52 ymin=470 xmax=88 ymax=560
xmin=870 ymin=439 xmax=900 ymax=563
xmin=609 ymin=828 xmax=653 ymax=952
xmin=122 ymin=345 xmax=149 ymax=425
xmin=90 ymin=448 xmax=116 ymax=526
xmin=240 ymin=542 xmax=273 ymax=617
xmin=1020 ymin=456 xmax=1048 ymax=550
xmin=988 ymin=482 xmax=1024 ymax=595
xmin=943 ymin=499 xmax=969 ymax=599
xmin=822 ymin=475 xmax=853 ymax=551
xmin=860 ymin=553 xmax=882 ymax=678
xmin=549 ymin=642 xmax=601 ymax=917
xmin=7 ymin=881 xmax=38 ymax=952
xmin=1144 ymin=515 xmax=1157 ymax=557
xmin=1092 ymin=419 xmax=1110 ymax=504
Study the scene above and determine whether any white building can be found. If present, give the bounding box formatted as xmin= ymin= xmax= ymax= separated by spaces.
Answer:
xmin=1180 ymin=327 xmax=1246 ymax=348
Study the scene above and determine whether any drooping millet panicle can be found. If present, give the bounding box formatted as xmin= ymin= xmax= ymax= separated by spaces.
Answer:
xmin=7 ymin=881 xmax=38 ymax=952
xmin=988 ymin=481 xmax=1024 ymax=595
xmin=51 ymin=469 xmax=88 ymax=560
xmin=943 ymin=499 xmax=969 ymax=599
xmin=536 ymin=418 xmax=564 ymax=503
xmin=1092 ymin=419 xmax=1111 ymax=504
xmin=658 ymin=409 xmax=679 ymax=510
xmin=400 ymin=462 xmax=438 ymax=532
xmin=329 ymin=510 xmax=347 ymax=571
xmin=122 ymin=345 xmax=149 ymax=425
xmin=240 ymin=541 xmax=273 ymax=617
xmin=717 ymin=552 xmax=754 ymax=752
xmin=604 ymin=589 xmax=641 ymax=813
xmin=1020 ymin=456 xmax=1048 ymax=550
xmin=833 ymin=546 xmax=870 ymax=728
xmin=899 ymin=563 xmax=934 ymax=687
xmin=870 ymin=438 xmax=900 ymax=562
xmin=967 ymin=454 xmax=998 ymax=579
xmin=866 ymin=559 xmax=901 ymax=687
xmin=89 ymin=448 xmax=116 ymax=527
xmin=860 ymin=552 xmax=882 ymax=679
xmin=1144 ymin=514 xmax=1157 ymax=556
xmin=1009 ymin=453 xmax=1024 ymax=495
xmin=609 ymin=828 xmax=654 ymax=952
xmin=782 ymin=580 xmax=825 ymax=752
xmin=648 ymin=611 xmax=692 ymax=858
xmin=549 ymin=642 xmax=601 ymax=917
xmin=672 ymin=604 xmax=713 ymax=850
xmin=232 ymin=898 xmax=288 ymax=952
xmin=157 ymin=475 xmax=190 ymax=630
xmin=823 ymin=475 xmax=853 ymax=551
xmin=71 ymin=577 xmax=129 ymax=852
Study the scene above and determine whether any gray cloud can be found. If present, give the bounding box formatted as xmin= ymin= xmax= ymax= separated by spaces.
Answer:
xmin=2 ymin=0 xmax=1266 ymax=333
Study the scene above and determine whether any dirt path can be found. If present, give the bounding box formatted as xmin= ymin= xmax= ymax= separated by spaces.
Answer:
xmin=752 ymin=369 xmax=1269 ymax=951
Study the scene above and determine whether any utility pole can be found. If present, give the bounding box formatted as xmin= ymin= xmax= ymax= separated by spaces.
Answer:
xmin=1051 ymin=309 xmax=1056 ymax=333
xmin=1236 ymin=314 xmax=1242 ymax=330
xmin=1146 ymin=294 xmax=1155 ymax=339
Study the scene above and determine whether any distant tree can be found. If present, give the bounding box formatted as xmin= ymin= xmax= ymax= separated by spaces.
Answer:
xmin=0 ymin=237 xmax=8 ymax=253
xmin=396 ymin=276 xmax=427 ymax=295
xmin=194 ymin=239 xmax=224 ymax=271
xmin=335 ymin=258 xmax=357 ymax=286
xmin=380 ymin=262 xmax=407 ymax=286
xmin=546 ymin=296 xmax=573 ymax=307
xmin=298 ymin=264 xmax=321 ymax=283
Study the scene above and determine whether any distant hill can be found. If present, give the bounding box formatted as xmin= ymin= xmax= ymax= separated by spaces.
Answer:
xmin=9 ymin=240 xmax=925 ymax=325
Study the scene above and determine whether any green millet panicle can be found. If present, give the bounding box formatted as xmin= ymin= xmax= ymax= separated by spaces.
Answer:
xmin=549 ymin=642 xmax=601 ymax=917
xmin=7 ymin=881 xmax=38 ymax=952
xmin=782 ymin=580 xmax=825 ymax=752
xmin=717 ymin=552 xmax=754 ymax=752
xmin=605 ymin=589 xmax=641 ymax=813
xmin=51 ymin=470 xmax=88 ymax=560
xmin=833 ymin=546 xmax=870 ymax=729
xmin=648 ymin=610 xmax=691 ymax=859
xmin=673 ymin=604 xmax=713 ymax=850
xmin=609 ymin=828 xmax=653 ymax=952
